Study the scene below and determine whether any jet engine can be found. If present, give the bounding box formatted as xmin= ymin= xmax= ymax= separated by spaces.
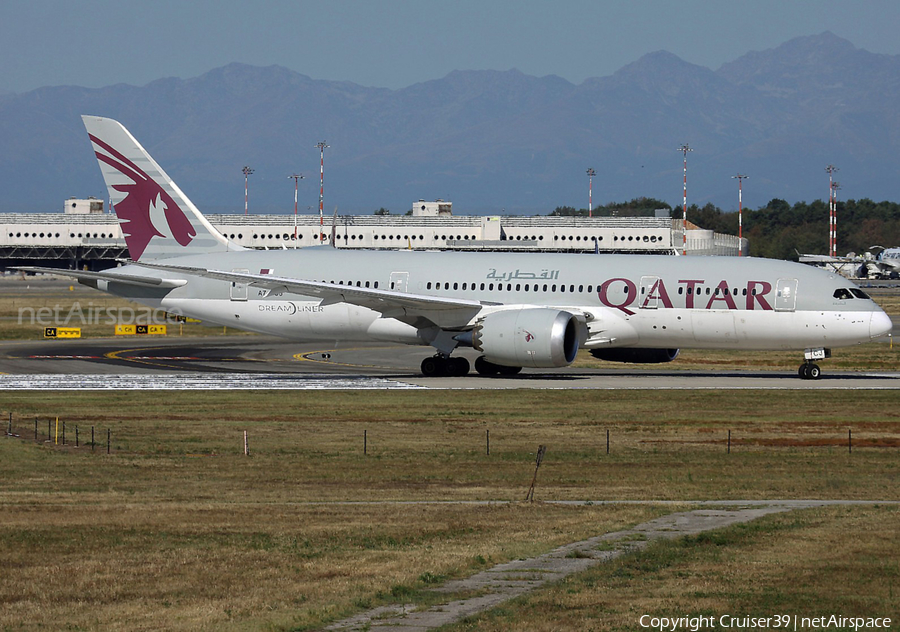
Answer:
xmin=465 ymin=308 xmax=583 ymax=368
xmin=589 ymin=348 xmax=680 ymax=364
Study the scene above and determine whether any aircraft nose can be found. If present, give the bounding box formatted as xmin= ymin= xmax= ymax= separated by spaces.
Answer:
xmin=870 ymin=310 xmax=894 ymax=339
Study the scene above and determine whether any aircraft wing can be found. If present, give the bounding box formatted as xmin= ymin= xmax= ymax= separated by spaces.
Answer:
xmin=137 ymin=262 xmax=488 ymax=328
xmin=13 ymin=266 xmax=187 ymax=289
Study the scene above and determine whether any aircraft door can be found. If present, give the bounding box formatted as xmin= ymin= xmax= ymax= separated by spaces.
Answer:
xmin=390 ymin=271 xmax=409 ymax=292
xmin=230 ymin=268 xmax=249 ymax=301
xmin=774 ymin=278 xmax=798 ymax=312
xmin=640 ymin=276 xmax=660 ymax=309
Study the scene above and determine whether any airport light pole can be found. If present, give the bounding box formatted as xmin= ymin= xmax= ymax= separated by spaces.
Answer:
xmin=678 ymin=144 xmax=693 ymax=255
xmin=242 ymin=166 xmax=254 ymax=215
xmin=316 ymin=141 xmax=329 ymax=243
xmin=826 ymin=165 xmax=839 ymax=257
xmin=586 ymin=168 xmax=596 ymax=218
xmin=288 ymin=174 xmax=305 ymax=239
xmin=732 ymin=174 xmax=748 ymax=256
xmin=831 ymin=180 xmax=841 ymax=257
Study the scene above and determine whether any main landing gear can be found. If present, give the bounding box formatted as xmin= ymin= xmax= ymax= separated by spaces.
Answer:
xmin=420 ymin=355 xmax=470 ymax=377
xmin=474 ymin=356 xmax=522 ymax=376
xmin=419 ymin=355 xmax=524 ymax=377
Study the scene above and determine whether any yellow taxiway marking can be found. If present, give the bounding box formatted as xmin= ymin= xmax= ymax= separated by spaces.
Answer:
xmin=104 ymin=346 xmax=191 ymax=372
xmin=292 ymin=347 xmax=398 ymax=370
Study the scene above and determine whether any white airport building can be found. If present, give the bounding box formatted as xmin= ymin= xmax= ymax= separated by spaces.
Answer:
xmin=0 ymin=199 xmax=745 ymax=270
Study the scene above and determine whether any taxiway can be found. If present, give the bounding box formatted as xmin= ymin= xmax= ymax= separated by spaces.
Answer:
xmin=1 ymin=335 xmax=898 ymax=389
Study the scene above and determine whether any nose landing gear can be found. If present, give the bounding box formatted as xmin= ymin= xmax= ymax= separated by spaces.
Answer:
xmin=798 ymin=362 xmax=821 ymax=380
xmin=798 ymin=348 xmax=830 ymax=380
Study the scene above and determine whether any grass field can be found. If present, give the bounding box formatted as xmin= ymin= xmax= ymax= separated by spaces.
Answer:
xmin=1 ymin=278 xmax=898 ymax=629
xmin=1 ymin=390 xmax=899 ymax=630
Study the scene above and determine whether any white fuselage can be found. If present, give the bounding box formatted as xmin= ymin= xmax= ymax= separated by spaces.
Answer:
xmin=105 ymin=249 xmax=891 ymax=353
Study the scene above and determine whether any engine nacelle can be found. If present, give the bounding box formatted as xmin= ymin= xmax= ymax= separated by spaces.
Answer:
xmin=471 ymin=308 xmax=583 ymax=368
xmin=589 ymin=348 xmax=680 ymax=364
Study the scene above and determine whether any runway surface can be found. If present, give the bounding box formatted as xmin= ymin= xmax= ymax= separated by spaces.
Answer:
xmin=1 ymin=335 xmax=899 ymax=389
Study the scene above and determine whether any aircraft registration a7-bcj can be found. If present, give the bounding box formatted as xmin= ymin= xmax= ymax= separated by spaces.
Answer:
xmin=25 ymin=116 xmax=893 ymax=379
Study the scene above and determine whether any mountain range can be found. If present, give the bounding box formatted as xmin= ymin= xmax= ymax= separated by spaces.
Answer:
xmin=2 ymin=32 xmax=899 ymax=215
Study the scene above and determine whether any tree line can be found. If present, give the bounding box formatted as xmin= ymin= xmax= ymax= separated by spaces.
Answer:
xmin=550 ymin=197 xmax=900 ymax=260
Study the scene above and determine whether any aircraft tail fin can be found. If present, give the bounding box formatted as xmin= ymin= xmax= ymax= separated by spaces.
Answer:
xmin=81 ymin=115 xmax=243 ymax=261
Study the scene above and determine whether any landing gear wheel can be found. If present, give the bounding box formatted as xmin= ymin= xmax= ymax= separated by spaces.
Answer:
xmin=446 ymin=357 xmax=470 ymax=377
xmin=420 ymin=356 xmax=446 ymax=377
xmin=798 ymin=362 xmax=822 ymax=380
xmin=475 ymin=356 xmax=499 ymax=376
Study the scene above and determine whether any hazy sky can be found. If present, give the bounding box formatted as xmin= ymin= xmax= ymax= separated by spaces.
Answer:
xmin=4 ymin=0 xmax=900 ymax=93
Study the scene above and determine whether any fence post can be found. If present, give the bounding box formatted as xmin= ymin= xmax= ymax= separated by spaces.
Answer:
xmin=107 ymin=429 xmax=110 ymax=454
xmin=606 ymin=429 xmax=610 ymax=455
xmin=243 ymin=430 xmax=249 ymax=456
xmin=525 ymin=445 xmax=547 ymax=502
xmin=486 ymin=429 xmax=490 ymax=456
xmin=364 ymin=429 xmax=367 ymax=455
xmin=75 ymin=427 xmax=79 ymax=448
xmin=727 ymin=430 xmax=731 ymax=454
xmin=849 ymin=428 xmax=852 ymax=454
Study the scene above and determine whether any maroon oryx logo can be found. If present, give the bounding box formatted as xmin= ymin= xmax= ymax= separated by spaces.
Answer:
xmin=89 ymin=134 xmax=196 ymax=259
xmin=524 ymin=330 xmax=535 ymax=342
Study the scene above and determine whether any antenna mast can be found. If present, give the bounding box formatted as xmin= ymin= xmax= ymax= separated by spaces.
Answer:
xmin=825 ymin=165 xmax=839 ymax=257
xmin=732 ymin=174 xmax=748 ymax=257
xmin=316 ymin=141 xmax=330 ymax=244
xmin=586 ymin=168 xmax=596 ymax=218
xmin=678 ymin=144 xmax=693 ymax=255
xmin=242 ymin=165 xmax=254 ymax=215
xmin=288 ymin=174 xmax=305 ymax=240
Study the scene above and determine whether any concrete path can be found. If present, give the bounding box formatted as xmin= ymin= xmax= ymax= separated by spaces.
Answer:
xmin=321 ymin=501 xmax=854 ymax=631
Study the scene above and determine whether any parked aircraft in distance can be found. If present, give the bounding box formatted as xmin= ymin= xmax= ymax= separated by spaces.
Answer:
xmin=864 ymin=247 xmax=900 ymax=279
xmin=800 ymin=247 xmax=900 ymax=280
xmin=20 ymin=117 xmax=894 ymax=379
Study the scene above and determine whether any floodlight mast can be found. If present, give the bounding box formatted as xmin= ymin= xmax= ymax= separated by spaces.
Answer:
xmin=826 ymin=165 xmax=839 ymax=257
xmin=586 ymin=168 xmax=596 ymax=218
xmin=732 ymin=174 xmax=748 ymax=256
xmin=316 ymin=141 xmax=330 ymax=244
xmin=242 ymin=166 xmax=254 ymax=215
xmin=288 ymin=174 xmax=305 ymax=239
xmin=678 ymin=144 xmax=693 ymax=255
xmin=831 ymin=180 xmax=841 ymax=257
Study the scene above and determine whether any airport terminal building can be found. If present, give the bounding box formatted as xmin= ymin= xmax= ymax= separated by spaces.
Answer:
xmin=0 ymin=198 xmax=745 ymax=270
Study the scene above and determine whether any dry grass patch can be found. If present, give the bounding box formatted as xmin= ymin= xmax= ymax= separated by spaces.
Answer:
xmin=447 ymin=504 xmax=900 ymax=631
xmin=1 ymin=390 xmax=899 ymax=629
xmin=0 ymin=499 xmax=662 ymax=631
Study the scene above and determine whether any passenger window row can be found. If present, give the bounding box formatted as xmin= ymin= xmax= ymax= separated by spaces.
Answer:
xmin=675 ymin=286 xmax=750 ymax=296
xmin=425 ymin=281 xmax=592 ymax=294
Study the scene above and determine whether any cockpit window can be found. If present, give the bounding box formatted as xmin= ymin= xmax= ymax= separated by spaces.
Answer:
xmin=833 ymin=288 xmax=853 ymax=300
xmin=849 ymin=288 xmax=871 ymax=300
